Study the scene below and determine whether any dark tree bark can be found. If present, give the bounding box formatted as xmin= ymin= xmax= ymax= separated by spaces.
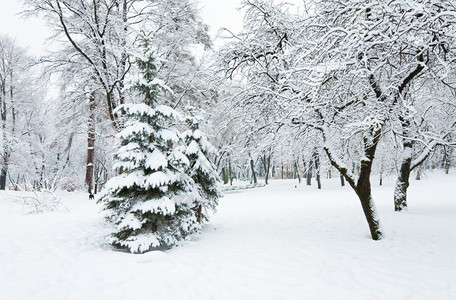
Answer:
xmin=0 ymin=163 xmax=7 ymax=190
xmin=0 ymin=69 xmax=9 ymax=190
xmin=85 ymin=92 xmax=96 ymax=194
xmin=302 ymin=160 xmax=306 ymax=180
xmin=389 ymin=52 xmax=429 ymax=212
xmin=228 ymin=155 xmax=233 ymax=185
xmin=323 ymin=133 xmax=383 ymax=240
xmin=222 ymin=168 xmax=229 ymax=184
xmin=340 ymin=172 xmax=345 ymax=187
xmin=313 ymin=151 xmax=321 ymax=189
xmin=393 ymin=142 xmax=412 ymax=211
xmin=260 ymin=153 xmax=271 ymax=184
xmin=393 ymin=139 xmax=437 ymax=211
xmin=306 ymin=160 xmax=312 ymax=186
xmin=250 ymin=155 xmax=257 ymax=184
xmin=355 ymin=156 xmax=382 ymax=240
xmin=444 ymin=146 xmax=452 ymax=174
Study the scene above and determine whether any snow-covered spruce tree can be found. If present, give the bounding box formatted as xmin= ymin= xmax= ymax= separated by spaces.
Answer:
xmin=181 ymin=110 xmax=221 ymax=224
xmin=98 ymin=38 xmax=199 ymax=253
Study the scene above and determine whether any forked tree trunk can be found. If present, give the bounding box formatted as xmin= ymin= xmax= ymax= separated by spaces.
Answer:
xmin=324 ymin=135 xmax=383 ymax=241
xmin=85 ymin=92 xmax=96 ymax=194
xmin=261 ymin=153 xmax=271 ymax=185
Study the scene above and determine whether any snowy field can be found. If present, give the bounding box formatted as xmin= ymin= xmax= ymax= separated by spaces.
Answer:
xmin=1 ymin=171 xmax=455 ymax=300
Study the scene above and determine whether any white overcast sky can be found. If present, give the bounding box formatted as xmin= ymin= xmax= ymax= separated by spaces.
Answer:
xmin=0 ymin=0 xmax=244 ymax=55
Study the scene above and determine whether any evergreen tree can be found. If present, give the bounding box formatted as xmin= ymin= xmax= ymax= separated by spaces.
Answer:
xmin=98 ymin=37 xmax=199 ymax=253
xmin=181 ymin=110 xmax=221 ymax=224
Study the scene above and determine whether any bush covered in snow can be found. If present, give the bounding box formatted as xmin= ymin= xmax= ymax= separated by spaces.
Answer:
xmin=17 ymin=189 xmax=67 ymax=214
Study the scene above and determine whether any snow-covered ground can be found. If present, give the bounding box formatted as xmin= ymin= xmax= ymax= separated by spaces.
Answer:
xmin=1 ymin=171 xmax=455 ymax=300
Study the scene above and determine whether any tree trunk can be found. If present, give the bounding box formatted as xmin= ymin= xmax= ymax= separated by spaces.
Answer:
xmin=306 ymin=160 xmax=312 ymax=186
xmin=294 ymin=160 xmax=301 ymax=184
xmin=261 ymin=153 xmax=271 ymax=185
xmin=0 ymin=103 xmax=8 ymax=190
xmin=250 ymin=156 xmax=257 ymax=185
xmin=324 ymin=134 xmax=384 ymax=241
xmin=415 ymin=167 xmax=421 ymax=180
xmin=0 ymin=79 xmax=7 ymax=190
xmin=444 ymin=146 xmax=452 ymax=174
xmin=356 ymin=137 xmax=383 ymax=240
xmin=340 ymin=172 xmax=345 ymax=187
xmin=313 ymin=151 xmax=321 ymax=189
xmin=0 ymin=164 xmax=7 ymax=190
xmin=228 ymin=155 xmax=233 ymax=185
xmin=85 ymin=92 xmax=96 ymax=194
xmin=356 ymin=172 xmax=382 ymax=240
xmin=394 ymin=143 xmax=412 ymax=212
xmin=302 ymin=160 xmax=307 ymax=180
xmin=222 ymin=167 xmax=229 ymax=184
